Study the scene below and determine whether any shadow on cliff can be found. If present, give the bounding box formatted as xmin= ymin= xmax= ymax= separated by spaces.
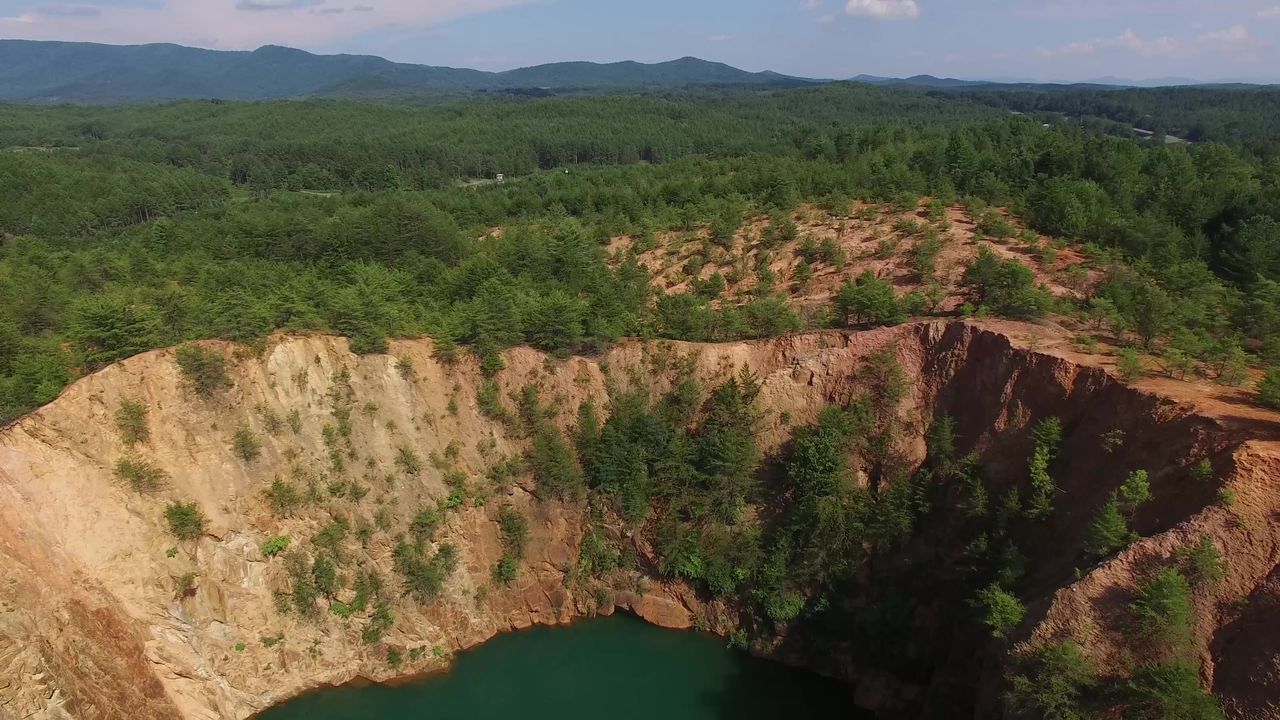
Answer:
xmin=692 ymin=655 xmax=868 ymax=720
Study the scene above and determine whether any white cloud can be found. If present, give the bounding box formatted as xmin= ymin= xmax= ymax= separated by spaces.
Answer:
xmin=0 ymin=0 xmax=528 ymax=50
xmin=235 ymin=0 xmax=323 ymax=11
xmin=1039 ymin=27 xmax=1177 ymax=58
xmin=1198 ymin=24 xmax=1253 ymax=45
xmin=845 ymin=0 xmax=919 ymax=20
xmin=1259 ymin=5 xmax=1280 ymax=19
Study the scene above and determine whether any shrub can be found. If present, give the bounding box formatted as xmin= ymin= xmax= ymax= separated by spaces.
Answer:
xmin=164 ymin=501 xmax=206 ymax=541
xmin=395 ymin=447 xmax=422 ymax=475
xmin=1191 ymin=459 xmax=1213 ymax=483
xmin=1115 ymin=470 xmax=1152 ymax=516
xmin=1130 ymin=567 xmax=1194 ymax=654
xmin=114 ymin=398 xmax=149 ymax=446
xmin=232 ymin=424 xmax=261 ymax=462
xmin=1117 ymin=348 xmax=1146 ymax=382
xmin=261 ymin=535 xmax=290 ymax=557
xmin=409 ymin=507 xmax=440 ymax=544
xmin=497 ymin=507 xmax=529 ymax=556
xmin=265 ymin=477 xmax=301 ymax=515
xmin=396 ymin=356 xmax=414 ymax=380
xmin=833 ymin=271 xmax=903 ymax=327
xmin=114 ymin=456 xmax=168 ymax=493
xmin=312 ymin=554 xmax=339 ymax=597
xmin=1005 ymin=640 xmax=1096 ymax=720
xmin=175 ymin=344 xmax=230 ymax=397
xmin=477 ymin=380 xmax=515 ymax=426
xmin=910 ymin=232 xmax=944 ymax=277
xmin=257 ymin=405 xmax=283 ymax=435
xmin=493 ymin=507 xmax=529 ymax=585
xmin=1258 ymin=368 xmax=1280 ymax=409
xmin=176 ymin=572 xmax=197 ymax=597
xmin=1026 ymin=446 xmax=1056 ymax=520
xmin=362 ymin=600 xmax=394 ymax=644
xmin=492 ymin=555 xmax=519 ymax=586
xmin=976 ymin=584 xmax=1026 ymax=639
xmin=1084 ymin=499 xmax=1134 ymax=557
xmin=1178 ymin=535 xmax=1224 ymax=588
xmin=1124 ymin=661 xmax=1224 ymax=720
xmin=960 ymin=246 xmax=1052 ymax=320
xmin=528 ymin=424 xmax=584 ymax=501
xmin=394 ymin=542 xmax=459 ymax=603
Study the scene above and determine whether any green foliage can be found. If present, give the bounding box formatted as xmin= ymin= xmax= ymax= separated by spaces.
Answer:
xmin=528 ymin=423 xmax=584 ymax=501
xmin=1258 ymin=368 xmax=1280 ymax=409
xmin=164 ymin=501 xmax=206 ymax=541
xmin=114 ymin=398 xmax=149 ymax=447
xmin=1130 ymin=567 xmax=1195 ymax=654
xmin=1026 ymin=447 xmax=1056 ymax=520
xmin=1124 ymin=662 xmax=1224 ymax=720
xmin=960 ymin=247 xmax=1052 ymax=320
xmin=362 ymin=600 xmax=394 ymax=644
xmin=477 ymin=380 xmax=515 ymax=426
xmin=1 ymin=88 xmax=1278 ymax=426
xmin=311 ymin=554 xmax=339 ymax=597
xmin=1115 ymin=470 xmax=1152 ymax=516
xmin=395 ymin=447 xmax=422 ymax=475
xmin=114 ymin=456 xmax=168 ymax=493
xmin=833 ymin=271 xmax=904 ymax=327
xmin=1178 ymin=535 xmax=1224 ymax=588
xmin=1191 ymin=459 xmax=1213 ymax=483
xmin=265 ymin=477 xmax=302 ymax=515
xmin=409 ymin=507 xmax=440 ymax=544
xmin=261 ymin=535 xmax=290 ymax=557
xmin=394 ymin=542 xmax=459 ymax=604
xmin=976 ymin=584 xmax=1026 ymax=639
xmin=1084 ymin=499 xmax=1135 ymax=558
xmin=497 ymin=507 xmax=529 ymax=557
xmin=231 ymin=424 xmax=261 ymax=462
xmin=1005 ymin=640 xmax=1097 ymax=720
xmin=1117 ymin=348 xmax=1146 ymax=382
xmin=174 ymin=344 xmax=230 ymax=397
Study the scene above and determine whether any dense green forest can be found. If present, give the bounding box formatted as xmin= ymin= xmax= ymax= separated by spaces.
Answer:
xmin=3 ymin=83 xmax=1280 ymax=425
xmin=3 ymin=76 xmax=1276 ymax=720
xmin=944 ymin=85 xmax=1280 ymax=156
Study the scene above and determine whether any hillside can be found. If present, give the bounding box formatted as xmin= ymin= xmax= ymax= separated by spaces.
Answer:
xmin=0 ymin=41 xmax=804 ymax=103
xmin=1 ymin=320 xmax=1276 ymax=719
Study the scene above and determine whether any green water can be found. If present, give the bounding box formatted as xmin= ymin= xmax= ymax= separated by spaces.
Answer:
xmin=259 ymin=615 xmax=865 ymax=720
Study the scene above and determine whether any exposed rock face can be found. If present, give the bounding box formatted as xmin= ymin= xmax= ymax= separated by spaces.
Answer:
xmin=0 ymin=321 xmax=1276 ymax=719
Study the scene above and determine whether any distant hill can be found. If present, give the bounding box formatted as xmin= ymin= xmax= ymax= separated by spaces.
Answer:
xmin=0 ymin=40 xmax=810 ymax=103
xmin=1 ymin=39 xmax=1271 ymax=104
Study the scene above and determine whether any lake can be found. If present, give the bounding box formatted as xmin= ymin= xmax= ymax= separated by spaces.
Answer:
xmin=258 ymin=615 xmax=865 ymax=720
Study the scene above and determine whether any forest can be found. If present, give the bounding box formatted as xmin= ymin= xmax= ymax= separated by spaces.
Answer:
xmin=2 ymin=82 xmax=1279 ymax=426
xmin=3 ymin=77 xmax=1279 ymax=720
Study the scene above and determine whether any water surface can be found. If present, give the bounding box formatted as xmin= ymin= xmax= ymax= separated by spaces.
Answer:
xmin=260 ymin=615 xmax=864 ymax=720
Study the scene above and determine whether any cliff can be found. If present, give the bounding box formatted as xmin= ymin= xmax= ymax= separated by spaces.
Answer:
xmin=0 ymin=321 xmax=1276 ymax=719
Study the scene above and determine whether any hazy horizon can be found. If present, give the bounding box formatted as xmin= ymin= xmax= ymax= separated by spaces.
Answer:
xmin=2 ymin=0 xmax=1279 ymax=84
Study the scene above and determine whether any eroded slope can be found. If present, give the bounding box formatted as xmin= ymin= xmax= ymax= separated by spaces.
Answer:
xmin=0 ymin=321 xmax=1276 ymax=719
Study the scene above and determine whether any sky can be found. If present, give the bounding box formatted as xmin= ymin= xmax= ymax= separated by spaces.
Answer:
xmin=1 ymin=0 xmax=1278 ymax=82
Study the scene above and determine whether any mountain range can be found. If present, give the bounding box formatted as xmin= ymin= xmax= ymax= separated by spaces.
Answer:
xmin=0 ymin=40 xmax=812 ymax=103
xmin=0 ymin=39 xmax=1274 ymax=104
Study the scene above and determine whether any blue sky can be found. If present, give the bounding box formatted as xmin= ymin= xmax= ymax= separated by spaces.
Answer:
xmin=1 ymin=0 xmax=1278 ymax=81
